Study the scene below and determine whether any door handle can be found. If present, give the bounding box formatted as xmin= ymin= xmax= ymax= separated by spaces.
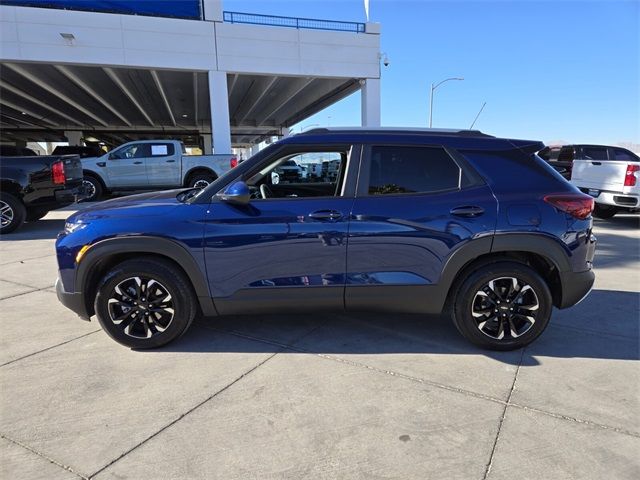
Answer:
xmin=308 ymin=210 xmax=343 ymax=221
xmin=450 ymin=206 xmax=485 ymax=217
xmin=133 ymin=161 xmax=143 ymax=165
xmin=591 ymin=161 xmax=601 ymax=165
xmin=166 ymin=159 xmax=176 ymax=163
xmin=96 ymin=162 xmax=106 ymax=167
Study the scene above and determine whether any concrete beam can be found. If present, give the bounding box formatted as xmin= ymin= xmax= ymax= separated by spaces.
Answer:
xmin=55 ymin=65 xmax=133 ymax=127
xmin=5 ymin=63 xmax=110 ymax=127
xmin=150 ymin=70 xmax=177 ymax=126
xmin=1 ymin=82 xmax=85 ymax=126
xmin=103 ymin=67 xmax=155 ymax=126
xmin=232 ymin=76 xmax=279 ymax=125
xmin=254 ymin=77 xmax=315 ymax=126
xmin=0 ymin=99 xmax=57 ymax=127
xmin=64 ymin=130 xmax=83 ymax=146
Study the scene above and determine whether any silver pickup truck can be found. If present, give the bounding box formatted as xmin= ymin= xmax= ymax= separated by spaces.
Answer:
xmin=81 ymin=140 xmax=236 ymax=201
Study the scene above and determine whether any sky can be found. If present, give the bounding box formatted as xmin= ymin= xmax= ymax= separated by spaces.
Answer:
xmin=225 ymin=0 xmax=639 ymax=148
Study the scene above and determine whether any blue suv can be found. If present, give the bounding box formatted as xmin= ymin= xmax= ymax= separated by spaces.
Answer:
xmin=56 ymin=128 xmax=596 ymax=350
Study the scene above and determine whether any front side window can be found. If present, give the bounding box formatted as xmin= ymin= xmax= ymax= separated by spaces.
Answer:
xmin=246 ymin=149 xmax=348 ymax=199
xmin=113 ymin=143 xmax=150 ymax=159
xmin=582 ymin=147 xmax=608 ymax=160
xmin=368 ymin=146 xmax=460 ymax=195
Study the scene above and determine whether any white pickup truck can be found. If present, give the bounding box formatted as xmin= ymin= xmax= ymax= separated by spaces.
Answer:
xmin=570 ymin=145 xmax=640 ymax=219
xmin=81 ymin=139 xmax=237 ymax=201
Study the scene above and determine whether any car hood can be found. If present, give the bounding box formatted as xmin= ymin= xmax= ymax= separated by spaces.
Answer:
xmin=69 ymin=189 xmax=188 ymax=221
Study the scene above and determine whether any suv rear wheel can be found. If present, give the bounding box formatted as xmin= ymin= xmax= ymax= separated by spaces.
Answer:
xmin=94 ymin=258 xmax=197 ymax=349
xmin=451 ymin=262 xmax=552 ymax=350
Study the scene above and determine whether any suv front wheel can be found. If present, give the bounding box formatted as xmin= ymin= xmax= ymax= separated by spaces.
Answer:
xmin=451 ymin=262 xmax=552 ymax=350
xmin=94 ymin=258 xmax=197 ymax=349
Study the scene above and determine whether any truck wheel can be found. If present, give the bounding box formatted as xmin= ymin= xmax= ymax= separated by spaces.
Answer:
xmin=188 ymin=173 xmax=215 ymax=189
xmin=81 ymin=175 xmax=103 ymax=202
xmin=450 ymin=262 xmax=552 ymax=351
xmin=593 ymin=204 xmax=617 ymax=219
xmin=0 ymin=192 xmax=26 ymax=234
xmin=25 ymin=208 xmax=50 ymax=222
xmin=94 ymin=258 xmax=197 ymax=349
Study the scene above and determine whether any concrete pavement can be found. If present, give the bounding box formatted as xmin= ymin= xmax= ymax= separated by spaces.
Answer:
xmin=1 ymin=208 xmax=638 ymax=479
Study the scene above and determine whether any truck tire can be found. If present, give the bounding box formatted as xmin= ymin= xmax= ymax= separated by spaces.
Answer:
xmin=25 ymin=208 xmax=50 ymax=222
xmin=593 ymin=204 xmax=617 ymax=219
xmin=81 ymin=174 xmax=104 ymax=202
xmin=188 ymin=172 xmax=215 ymax=189
xmin=0 ymin=192 xmax=26 ymax=234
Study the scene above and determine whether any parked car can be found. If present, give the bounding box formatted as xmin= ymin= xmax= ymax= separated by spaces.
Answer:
xmin=0 ymin=145 xmax=39 ymax=156
xmin=80 ymin=139 xmax=237 ymax=201
xmin=56 ymin=128 xmax=596 ymax=351
xmin=52 ymin=145 xmax=104 ymax=158
xmin=541 ymin=144 xmax=638 ymax=181
xmin=538 ymin=146 xmax=570 ymax=179
xmin=1 ymin=154 xmax=84 ymax=233
xmin=272 ymin=159 xmax=304 ymax=184
xmin=570 ymin=147 xmax=640 ymax=219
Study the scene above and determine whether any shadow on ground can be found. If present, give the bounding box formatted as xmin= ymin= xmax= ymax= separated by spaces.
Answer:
xmin=141 ymin=289 xmax=639 ymax=367
xmin=0 ymin=219 xmax=66 ymax=241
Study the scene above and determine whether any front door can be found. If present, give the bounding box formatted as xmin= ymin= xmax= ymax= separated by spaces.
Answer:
xmin=106 ymin=142 xmax=149 ymax=188
xmin=204 ymin=145 xmax=358 ymax=315
xmin=346 ymin=144 xmax=498 ymax=313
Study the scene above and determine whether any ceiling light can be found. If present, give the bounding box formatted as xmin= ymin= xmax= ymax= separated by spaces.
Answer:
xmin=182 ymin=114 xmax=188 ymax=118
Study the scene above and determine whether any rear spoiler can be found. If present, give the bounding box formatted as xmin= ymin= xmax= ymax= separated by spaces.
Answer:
xmin=507 ymin=139 xmax=546 ymax=155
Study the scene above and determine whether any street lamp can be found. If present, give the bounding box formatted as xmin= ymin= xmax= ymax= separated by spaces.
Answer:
xmin=429 ymin=77 xmax=464 ymax=128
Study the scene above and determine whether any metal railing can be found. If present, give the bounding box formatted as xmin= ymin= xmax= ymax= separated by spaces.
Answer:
xmin=223 ymin=11 xmax=366 ymax=33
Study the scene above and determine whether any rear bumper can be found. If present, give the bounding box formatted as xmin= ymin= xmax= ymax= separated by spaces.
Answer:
xmin=558 ymin=269 xmax=595 ymax=309
xmin=55 ymin=277 xmax=91 ymax=321
xmin=55 ymin=184 xmax=88 ymax=204
xmin=580 ymin=189 xmax=640 ymax=209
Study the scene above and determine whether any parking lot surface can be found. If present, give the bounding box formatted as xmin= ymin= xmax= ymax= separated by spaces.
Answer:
xmin=1 ymin=206 xmax=638 ymax=480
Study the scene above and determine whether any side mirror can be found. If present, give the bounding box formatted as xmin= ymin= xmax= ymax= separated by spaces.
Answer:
xmin=216 ymin=181 xmax=250 ymax=205
xmin=108 ymin=153 xmax=118 ymax=160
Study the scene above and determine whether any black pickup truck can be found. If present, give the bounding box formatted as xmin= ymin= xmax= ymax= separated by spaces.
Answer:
xmin=0 ymin=155 xmax=84 ymax=233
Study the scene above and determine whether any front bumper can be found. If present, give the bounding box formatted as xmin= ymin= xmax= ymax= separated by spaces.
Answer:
xmin=558 ymin=269 xmax=595 ymax=309
xmin=55 ymin=277 xmax=91 ymax=321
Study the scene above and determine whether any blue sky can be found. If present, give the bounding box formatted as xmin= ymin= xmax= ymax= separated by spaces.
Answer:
xmin=225 ymin=0 xmax=639 ymax=147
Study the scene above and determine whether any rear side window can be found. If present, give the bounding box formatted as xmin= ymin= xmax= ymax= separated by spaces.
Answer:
xmin=368 ymin=146 xmax=460 ymax=195
xmin=150 ymin=143 xmax=174 ymax=157
xmin=582 ymin=147 xmax=608 ymax=160
xmin=613 ymin=148 xmax=637 ymax=161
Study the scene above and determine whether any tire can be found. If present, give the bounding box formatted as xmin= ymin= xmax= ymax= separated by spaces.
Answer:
xmin=188 ymin=172 xmax=215 ymax=189
xmin=25 ymin=208 xmax=49 ymax=222
xmin=81 ymin=174 xmax=103 ymax=202
xmin=593 ymin=204 xmax=617 ymax=219
xmin=94 ymin=258 xmax=197 ymax=349
xmin=0 ymin=192 xmax=26 ymax=234
xmin=450 ymin=262 xmax=553 ymax=351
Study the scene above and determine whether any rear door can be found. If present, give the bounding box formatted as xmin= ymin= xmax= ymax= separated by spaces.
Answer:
xmin=346 ymin=143 xmax=498 ymax=313
xmin=106 ymin=142 xmax=149 ymax=188
xmin=146 ymin=142 xmax=181 ymax=187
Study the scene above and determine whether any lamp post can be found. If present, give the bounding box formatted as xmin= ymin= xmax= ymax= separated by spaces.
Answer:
xmin=429 ymin=77 xmax=464 ymax=128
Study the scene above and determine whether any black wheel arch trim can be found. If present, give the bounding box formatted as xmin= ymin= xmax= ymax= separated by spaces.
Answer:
xmin=76 ymin=236 xmax=216 ymax=317
xmin=83 ymin=170 xmax=107 ymax=189
xmin=490 ymin=232 xmax=571 ymax=272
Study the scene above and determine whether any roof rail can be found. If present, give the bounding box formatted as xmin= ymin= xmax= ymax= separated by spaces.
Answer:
xmin=298 ymin=127 xmax=494 ymax=138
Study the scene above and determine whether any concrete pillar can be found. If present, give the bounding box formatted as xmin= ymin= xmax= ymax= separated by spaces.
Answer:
xmin=208 ymin=70 xmax=232 ymax=154
xmin=64 ymin=130 xmax=83 ymax=146
xmin=203 ymin=0 xmax=223 ymax=21
xmin=202 ymin=134 xmax=213 ymax=154
xmin=361 ymin=78 xmax=381 ymax=127
xmin=282 ymin=127 xmax=291 ymax=138
xmin=250 ymin=144 xmax=260 ymax=157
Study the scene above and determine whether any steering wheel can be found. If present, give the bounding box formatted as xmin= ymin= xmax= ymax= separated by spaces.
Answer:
xmin=260 ymin=184 xmax=273 ymax=199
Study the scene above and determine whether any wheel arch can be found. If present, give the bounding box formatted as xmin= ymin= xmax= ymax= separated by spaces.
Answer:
xmin=441 ymin=234 xmax=568 ymax=309
xmin=83 ymin=169 xmax=108 ymax=189
xmin=77 ymin=236 xmax=216 ymax=318
xmin=0 ymin=180 xmax=23 ymax=199
xmin=184 ymin=167 xmax=217 ymax=187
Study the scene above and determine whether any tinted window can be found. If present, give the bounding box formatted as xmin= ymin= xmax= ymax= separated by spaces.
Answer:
xmin=614 ymin=148 xmax=637 ymax=161
xmin=368 ymin=146 xmax=460 ymax=195
xmin=557 ymin=147 xmax=574 ymax=162
xmin=582 ymin=147 xmax=608 ymax=160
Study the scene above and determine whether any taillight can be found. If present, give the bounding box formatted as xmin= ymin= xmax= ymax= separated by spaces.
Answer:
xmin=624 ymin=164 xmax=639 ymax=186
xmin=544 ymin=193 xmax=594 ymax=220
xmin=230 ymin=157 xmax=238 ymax=169
xmin=52 ymin=161 xmax=65 ymax=185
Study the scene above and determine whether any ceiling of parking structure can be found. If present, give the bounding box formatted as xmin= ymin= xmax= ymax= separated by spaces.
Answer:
xmin=0 ymin=62 xmax=361 ymax=146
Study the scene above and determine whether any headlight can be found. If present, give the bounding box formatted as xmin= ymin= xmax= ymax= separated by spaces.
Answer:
xmin=64 ymin=221 xmax=88 ymax=234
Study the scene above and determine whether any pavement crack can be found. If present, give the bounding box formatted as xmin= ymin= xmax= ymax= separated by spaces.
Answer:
xmin=0 ymin=330 xmax=101 ymax=368
xmin=482 ymin=348 xmax=524 ymax=480
xmin=0 ymin=283 xmax=54 ymax=300
xmin=90 ymin=322 xmax=325 ymax=478
xmin=1 ymin=433 xmax=89 ymax=480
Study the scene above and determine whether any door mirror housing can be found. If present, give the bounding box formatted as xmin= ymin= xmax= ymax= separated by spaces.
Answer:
xmin=216 ymin=181 xmax=250 ymax=205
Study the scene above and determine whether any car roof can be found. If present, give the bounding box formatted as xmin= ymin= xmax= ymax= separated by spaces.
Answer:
xmin=281 ymin=127 xmax=543 ymax=152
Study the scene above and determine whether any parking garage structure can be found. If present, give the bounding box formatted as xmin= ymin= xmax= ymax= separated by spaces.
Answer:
xmin=0 ymin=0 xmax=382 ymax=154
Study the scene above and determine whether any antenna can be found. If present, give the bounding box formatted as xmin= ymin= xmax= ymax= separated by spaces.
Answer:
xmin=470 ymin=102 xmax=487 ymax=129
